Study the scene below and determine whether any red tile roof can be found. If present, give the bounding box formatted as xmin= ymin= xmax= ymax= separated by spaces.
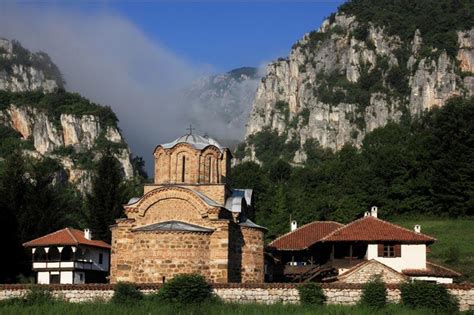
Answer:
xmin=403 ymin=261 xmax=461 ymax=278
xmin=268 ymin=221 xmax=344 ymax=250
xmin=23 ymin=228 xmax=111 ymax=249
xmin=320 ymin=216 xmax=435 ymax=243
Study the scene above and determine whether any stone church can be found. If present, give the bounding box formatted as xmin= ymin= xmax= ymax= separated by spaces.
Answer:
xmin=110 ymin=132 xmax=266 ymax=283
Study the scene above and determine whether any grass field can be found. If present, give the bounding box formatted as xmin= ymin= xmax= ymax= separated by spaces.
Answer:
xmin=0 ymin=301 xmax=453 ymax=315
xmin=393 ymin=218 xmax=474 ymax=282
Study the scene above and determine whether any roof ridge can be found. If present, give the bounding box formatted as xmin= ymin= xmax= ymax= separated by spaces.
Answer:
xmin=339 ymin=259 xmax=406 ymax=280
xmin=65 ymin=227 xmax=80 ymax=244
xmin=371 ymin=216 xmax=436 ymax=241
xmin=268 ymin=221 xmax=342 ymax=247
xmin=320 ymin=215 xmax=436 ymax=242
xmin=320 ymin=216 xmax=368 ymax=242
xmin=23 ymin=227 xmax=70 ymax=246
xmin=337 ymin=260 xmax=371 ymax=278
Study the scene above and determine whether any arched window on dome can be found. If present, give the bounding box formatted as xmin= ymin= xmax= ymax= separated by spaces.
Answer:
xmin=181 ymin=155 xmax=186 ymax=182
xmin=207 ymin=156 xmax=212 ymax=183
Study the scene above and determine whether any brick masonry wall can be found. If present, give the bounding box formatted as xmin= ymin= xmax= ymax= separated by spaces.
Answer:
xmin=0 ymin=283 xmax=473 ymax=311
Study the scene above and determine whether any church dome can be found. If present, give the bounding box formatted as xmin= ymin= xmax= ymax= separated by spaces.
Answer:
xmin=160 ymin=133 xmax=224 ymax=151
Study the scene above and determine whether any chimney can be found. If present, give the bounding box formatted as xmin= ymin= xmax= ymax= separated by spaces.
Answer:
xmin=291 ymin=220 xmax=298 ymax=232
xmin=414 ymin=225 xmax=421 ymax=233
xmin=84 ymin=228 xmax=92 ymax=240
xmin=364 ymin=211 xmax=370 ymax=217
xmin=370 ymin=206 xmax=378 ymax=218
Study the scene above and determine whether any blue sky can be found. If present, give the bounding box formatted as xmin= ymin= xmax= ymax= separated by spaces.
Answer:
xmin=38 ymin=0 xmax=344 ymax=72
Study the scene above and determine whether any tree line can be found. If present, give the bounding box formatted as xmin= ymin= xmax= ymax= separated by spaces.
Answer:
xmin=0 ymin=148 xmax=145 ymax=283
xmin=231 ymin=97 xmax=474 ymax=240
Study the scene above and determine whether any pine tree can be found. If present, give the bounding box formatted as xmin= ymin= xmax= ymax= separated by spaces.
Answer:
xmin=87 ymin=149 xmax=126 ymax=242
xmin=0 ymin=151 xmax=27 ymax=282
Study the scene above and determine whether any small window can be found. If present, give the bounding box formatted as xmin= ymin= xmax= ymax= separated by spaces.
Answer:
xmin=181 ymin=156 xmax=186 ymax=182
xmin=378 ymin=244 xmax=401 ymax=257
xmin=383 ymin=245 xmax=395 ymax=257
xmin=79 ymin=273 xmax=84 ymax=281
xmin=99 ymin=253 xmax=103 ymax=264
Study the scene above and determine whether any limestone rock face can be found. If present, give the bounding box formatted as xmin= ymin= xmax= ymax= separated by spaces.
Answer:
xmin=0 ymin=38 xmax=136 ymax=192
xmin=243 ymin=14 xmax=474 ymax=163
xmin=0 ymin=38 xmax=62 ymax=92
xmin=0 ymin=104 xmax=135 ymax=192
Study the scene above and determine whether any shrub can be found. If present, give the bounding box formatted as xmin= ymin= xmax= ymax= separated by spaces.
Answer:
xmin=401 ymin=281 xmax=459 ymax=314
xmin=111 ymin=282 xmax=143 ymax=305
xmin=360 ymin=277 xmax=387 ymax=309
xmin=24 ymin=286 xmax=55 ymax=305
xmin=298 ymin=283 xmax=326 ymax=305
xmin=156 ymin=274 xmax=213 ymax=304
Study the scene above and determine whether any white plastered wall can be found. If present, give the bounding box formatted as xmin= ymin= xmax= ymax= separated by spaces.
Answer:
xmin=74 ymin=271 xmax=85 ymax=284
xmin=80 ymin=247 xmax=110 ymax=272
xmin=60 ymin=271 xmax=73 ymax=284
xmin=37 ymin=272 xmax=49 ymax=284
xmin=367 ymin=244 xmax=426 ymax=272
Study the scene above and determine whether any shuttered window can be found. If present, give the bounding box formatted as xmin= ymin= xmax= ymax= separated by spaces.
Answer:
xmin=378 ymin=243 xmax=401 ymax=257
xmin=394 ymin=244 xmax=401 ymax=257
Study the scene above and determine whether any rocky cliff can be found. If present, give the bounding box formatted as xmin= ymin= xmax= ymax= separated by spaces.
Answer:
xmin=241 ymin=3 xmax=474 ymax=164
xmin=0 ymin=38 xmax=63 ymax=92
xmin=0 ymin=39 xmax=135 ymax=192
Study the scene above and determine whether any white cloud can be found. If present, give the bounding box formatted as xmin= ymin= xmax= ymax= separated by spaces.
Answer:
xmin=0 ymin=4 xmax=218 ymax=173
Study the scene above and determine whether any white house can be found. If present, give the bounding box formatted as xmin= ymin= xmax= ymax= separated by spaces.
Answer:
xmin=23 ymin=228 xmax=111 ymax=284
xmin=267 ymin=207 xmax=460 ymax=284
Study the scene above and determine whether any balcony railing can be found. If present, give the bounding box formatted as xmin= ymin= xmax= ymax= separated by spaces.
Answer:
xmin=32 ymin=260 xmax=93 ymax=270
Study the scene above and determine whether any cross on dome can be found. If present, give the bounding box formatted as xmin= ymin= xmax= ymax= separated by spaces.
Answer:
xmin=186 ymin=124 xmax=195 ymax=135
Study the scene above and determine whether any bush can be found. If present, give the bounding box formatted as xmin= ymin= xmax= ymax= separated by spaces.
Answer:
xmin=156 ymin=274 xmax=213 ymax=304
xmin=360 ymin=277 xmax=387 ymax=309
xmin=111 ymin=282 xmax=143 ymax=305
xmin=401 ymin=281 xmax=459 ymax=314
xmin=298 ymin=283 xmax=326 ymax=305
xmin=24 ymin=286 xmax=55 ymax=305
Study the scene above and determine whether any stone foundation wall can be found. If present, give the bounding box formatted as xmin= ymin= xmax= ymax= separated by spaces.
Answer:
xmin=0 ymin=283 xmax=472 ymax=311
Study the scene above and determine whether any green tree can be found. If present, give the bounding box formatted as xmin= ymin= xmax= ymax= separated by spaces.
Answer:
xmin=87 ymin=149 xmax=126 ymax=242
xmin=0 ymin=151 xmax=26 ymax=282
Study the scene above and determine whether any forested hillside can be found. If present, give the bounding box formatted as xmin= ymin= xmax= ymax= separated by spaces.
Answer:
xmin=232 ymin=97 xmax=474 ymax=240
xmin=239 ymin=0 xmax=474 ymax=164
xmin=0 ymin=39 xmax=147 ymax=283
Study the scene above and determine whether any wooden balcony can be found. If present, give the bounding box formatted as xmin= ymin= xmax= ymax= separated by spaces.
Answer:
xmin=32 ymin=260 xmax=93 ymax=271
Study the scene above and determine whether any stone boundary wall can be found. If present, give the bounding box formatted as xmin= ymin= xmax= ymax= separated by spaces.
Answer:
xmin=0 ymin=283 xmax=473 ymax=311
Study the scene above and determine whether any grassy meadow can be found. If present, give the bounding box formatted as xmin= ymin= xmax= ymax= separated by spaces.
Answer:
xmin=393 ymin=218 xmax=474 ymax=282
xmin=0 ymin=301 xmax=455 ymax=315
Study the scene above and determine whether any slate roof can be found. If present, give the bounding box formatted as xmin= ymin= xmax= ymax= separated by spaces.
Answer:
xmin=159 ymin=133 xmax=225 ymax=152
xmin=267 ymin=221 xmax=343 ymax=251
xmin=403 ymin=261 xmax=461 ymax=278
xmin=23 ymin=228 xmax=111 ymax=249
xmin=124 ymin=186 xmax=222 ymax=208
xmin=320 ymin=216 xmax=435 ymax=243
xmin=132 ymin=220 xmax=214 ymax=233
xmin=225 ymin=189 xmax=253 ymax=213
xmin=240 ymin=218 xmax=267 ymax=230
